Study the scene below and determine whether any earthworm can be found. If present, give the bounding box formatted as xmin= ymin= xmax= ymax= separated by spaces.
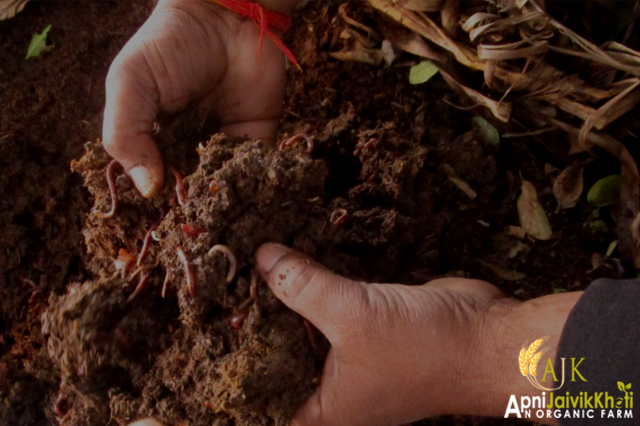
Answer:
xmin=330 ymin=209 xmax=348 ymax=226
xmin=96 ymin=160 xmax=120 ymax=219
xmin=229 ymin=312 xmax=248 ymax=330
xmin=249 ymin=269 xmax=259 ymax=299
xmin=209 ymin=181 xmax=219 ymax=194
xmin=161 ymin=272 xmax=171 ymax=299
xmin=169 ymin=166 xmax=187 ymax=206
xmin=362 ymin=137 xmax=378 ymax=151
xmin=53 ymin=385 xmax=67 ymax=417
xmin=278 ymin=133 xmax=314 ymax=153
xmin=207 ymin=245 xmax=237 ymax=283
xmin=181 ymin=224 xmax=207 ymax=238
xmin=137 ymin=223 xmax=158 ymax=267
xmin=126 ymin=273 xmax=150 ymax=304
xmin=128 ymin=266 xmax=145 ymax=282
xmin=177 ymin=246 xmax=195 ymax=297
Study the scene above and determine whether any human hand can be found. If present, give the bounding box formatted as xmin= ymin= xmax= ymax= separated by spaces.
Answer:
xmin=103 ymin=0 xmax=293 ymax=197
xmin=254 ymin=243 xmax=582 ymax=426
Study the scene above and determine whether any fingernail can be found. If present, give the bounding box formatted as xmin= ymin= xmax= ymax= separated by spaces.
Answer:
xmin=129 ymin=166 xmax=156 ymax=198
xmin=256 ymin=243 xmax=291 ymax=274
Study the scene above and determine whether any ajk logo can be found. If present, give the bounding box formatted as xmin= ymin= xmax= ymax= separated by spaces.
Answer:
xmin=506 ymin=337 xmax=634 ymax=420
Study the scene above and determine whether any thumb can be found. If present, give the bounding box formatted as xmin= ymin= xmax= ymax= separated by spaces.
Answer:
xmin=255 ymin=243 xmax=368 ymax=343
xmin=102 ymin=34 xmax=165 ymax=198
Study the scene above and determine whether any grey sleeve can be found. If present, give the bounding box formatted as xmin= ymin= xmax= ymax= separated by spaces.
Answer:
xmin=556 ymin=278 xmax=640 ymax=425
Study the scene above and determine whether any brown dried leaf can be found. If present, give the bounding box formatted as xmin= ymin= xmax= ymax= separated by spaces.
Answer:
xmin=440 ymin=70 xmax=512 ymax=122
xmin=517 ymin=180 xmax=552 ymax=240
xmin=397 ymin=0 xmax=444 ymax=11
xmin=330 ymin=45 xmax=384 ymax=65
xmin=478 ymin=260 xmax=526 ymax=281
xmin=553 ymin=165 xmax=584 ymax=211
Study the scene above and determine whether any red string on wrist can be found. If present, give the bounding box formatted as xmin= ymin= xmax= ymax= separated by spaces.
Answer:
xmin=209 ymin=0 xmax=301 ymax=70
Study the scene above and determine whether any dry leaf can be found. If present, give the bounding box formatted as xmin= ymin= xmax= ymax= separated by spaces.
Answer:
xmin=553 ymin=165 xmax=584 ymax=210
xmin=398 ymin=0 xmax=444 ymax=12
xmin=517 ymin=179 xmax=552 ymax=240
xmin=330 ymin=46 xmax=384 ymax=65
xmin=478 ymin=260 xmax=526 ymax=281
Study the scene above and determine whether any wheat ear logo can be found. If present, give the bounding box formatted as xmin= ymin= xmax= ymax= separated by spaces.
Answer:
xmin=519 ymin=337 xmax=565 ymax=391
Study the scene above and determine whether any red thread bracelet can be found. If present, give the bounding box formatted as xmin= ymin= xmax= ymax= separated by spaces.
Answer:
xmin=209 ymin=0 xmax=301 ymax=70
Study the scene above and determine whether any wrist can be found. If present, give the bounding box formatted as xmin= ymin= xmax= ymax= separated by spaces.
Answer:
xmin=453 ymin=292 xmax=582 ymax=423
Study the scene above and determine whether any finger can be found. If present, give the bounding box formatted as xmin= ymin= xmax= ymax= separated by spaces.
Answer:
xmin=128 ymin=420 xmax=164 ymax=426
xmin=103 ymin=54 xmax=164 ymax=198
xmin=255 ymin=243 xmax=368 ymax=343
xmin=425 ymin=277 xmax=504 ymax=301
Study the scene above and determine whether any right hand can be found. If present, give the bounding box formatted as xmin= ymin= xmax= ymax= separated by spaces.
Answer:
xmin=103 ymin=0 xmax=289 ymax=197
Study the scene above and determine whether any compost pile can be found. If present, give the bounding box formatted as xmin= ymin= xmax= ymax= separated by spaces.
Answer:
xmin=2 ymin=1 xmax=640 ymax=426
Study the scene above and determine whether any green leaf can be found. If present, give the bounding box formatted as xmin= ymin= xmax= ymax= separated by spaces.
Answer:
xmin=587 ymin=174 xmax=621 ymax=207
xmin=26 ymin=25 xmax=52 ymax=60
xmin=606 ymin=240 xmax=618 ymax=258
xmin=626 ymin=383 xmax=632 ymax=390
xmin=618 ymin=381 xmax=626 ymax=392
xmin=472 ymin=117 xmax=500 ymax=146
xmin=409 ymin=61 xmax=439 ymax=85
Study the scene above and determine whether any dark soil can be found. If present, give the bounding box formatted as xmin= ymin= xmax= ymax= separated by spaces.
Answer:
xmin=0 ymin=1 xmax=620 ymax=426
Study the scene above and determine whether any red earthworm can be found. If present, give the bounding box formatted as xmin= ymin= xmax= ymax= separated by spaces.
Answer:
xmin=137 ymin=223 xmax=158 ymax=267
xmin=278 ymin=133 xmax=314 ymax=153
xmin=53 ymin=385 xmax=67 ymax=417
xmin=169 ymin=166 xmax=187 ymax=206
xmin=126 ymin=273 xmax=150 ymax=304
xmin=209 ymin=181 xmax=219 ymax=193
xmin=207 ymin=245 xmax=237 ymax=283
xmin=330 ymin=209 xmax=348 ymax=226
xmin=181 ymin=224 xmax=207 ymax=238
xmin=250 ymin=269 xmax=259 ymax=299
xmin=96 ymin=160 xmax=120 ymax=219
xmin=304 ymin=319 xmax=320 ymax=353
xmin=362 ymin=137 xmax=378 ymax=151
xmin=177 ymin=246 xmax=195 ymax=297
xmin=161 ymin=272 xmax=171 ymax=299
xmin=128 ymin=266 xmax=144 ymax=282
xmin=27 ymin=290 xmax=42 ymax=304
xmin=21 ymin=278 xmax=37 ymax=289
xmin=229 ymin=312 xmax=248 ymax=330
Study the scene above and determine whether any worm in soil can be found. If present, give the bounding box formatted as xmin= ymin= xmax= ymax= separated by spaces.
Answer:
xmin=330 ymin=209 xmax=348 ymax=226
xmin=207 ymin=245 xmax=237 ymax=283
xmin=181 ymin=224 xmax=207 ymax=238
xmin=177 ymin=246 xmax=195 ymax=297
xmin=278 ymin=133 xmax=314 ymax=153
xmin=161 ymin=272 xmax=171 ymax=299
xmin=169 ymin=166 xmax=187 ymax=206
xmin=96 ymin=160 xmax=120 ymax=219
xmin=126 ymin=273 xmax=150 ymax=303
xmin=137 ymin=223 xmax=159 ymax=267
xmin=229 ymin=312 xmax=248 ymax=330
xmin=250 ymin=269 xmax=260 ymax=299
